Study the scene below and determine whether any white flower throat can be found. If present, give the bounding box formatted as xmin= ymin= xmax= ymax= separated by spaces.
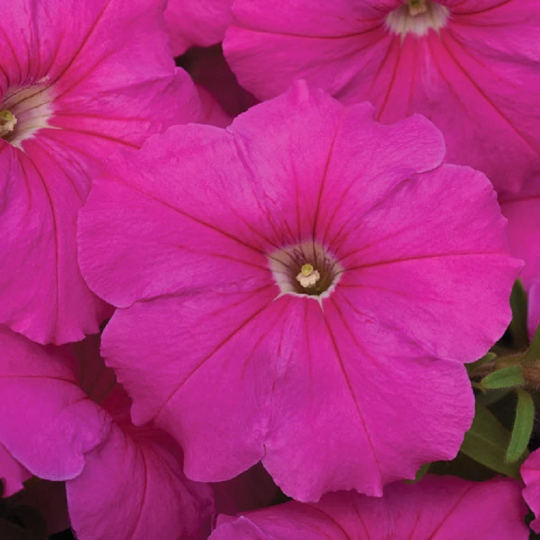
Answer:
xmin=386 ymin=0 xmax=450 ymax=38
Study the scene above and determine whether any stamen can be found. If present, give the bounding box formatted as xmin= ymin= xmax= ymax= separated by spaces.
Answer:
xmin=296 ymin=263 xmax=321 ymax=289
xmin=0 ymin=110 xmax=17 ymax=138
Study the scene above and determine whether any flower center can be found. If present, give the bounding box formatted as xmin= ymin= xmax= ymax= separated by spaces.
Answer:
xmin=269 ymin=242 xmax=342 ymax=299
xmin=386 ymin=0 xmax=449 ymax=37
xmin=0 ymin=110 xmax=17 ymax=138
xmin=0 ymin=85 xmax=54 ymax=148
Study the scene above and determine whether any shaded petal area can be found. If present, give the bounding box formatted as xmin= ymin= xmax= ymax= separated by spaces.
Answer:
xmin=210 ymin=476 xmax=528 ymax=540
xmin=0 ymin=445 xmax=30 ymax=498
xmin=522 ymin=449 xmax=540 ymax=533
xmin=67 ymin=425 xmax=213 ymax=540
xmin=165 ymin=0 xmax=234 ymax=57
xmin=0 ymin=327 xmax=111 ymax=480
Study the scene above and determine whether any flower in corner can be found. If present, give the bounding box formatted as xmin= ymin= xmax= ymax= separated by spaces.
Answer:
xmin=0 ymin=0 xmax=200 ymax=345
xmin=78 ymin=82 xmax=521 ymax=501
xmin=0 ymin=329 xmax=214 ymax=540
xmin=224 ymin=0 xmax=540 ymax=195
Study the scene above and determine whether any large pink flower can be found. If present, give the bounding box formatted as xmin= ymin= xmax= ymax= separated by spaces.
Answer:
xmin=78 ymin=83 xmax=519 ymax=501
xmin=224 ymin=0 xmax=540 ymax=194
xmin=210 ymin=476 xmax=529 ymax=540
xmin=0 ymin=328 xmax=213 ymax=540
xmin=500 ymin=178 xmax=540 ymax=338
xmin=0 ymin=0 xmax=200 ymax=345
xmin=165 ymin=0 xmax=233 ymax=57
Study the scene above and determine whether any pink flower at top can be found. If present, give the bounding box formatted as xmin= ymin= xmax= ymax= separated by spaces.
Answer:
xmin=0 ymin=0 xmax=200 ymax=345
xmin=500 ymin=178 xmax=540 ymax=338
xmin=0 ymin=328 xmax=213 ymax=540
xmin=165 ymin=0 xmax=234 ymax=57
xmin=78 ymin=83 xmax=520 ymax=501
xmin=224 ymin=0 xmax=540 ymax=195
xmin=210 ymin=476 xmax=529 ymax=540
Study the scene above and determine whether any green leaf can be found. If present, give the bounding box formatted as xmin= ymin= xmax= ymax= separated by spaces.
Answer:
xmin=480 ymin=365 xmax=524 ymax=390
xmin=405 ymin=463 xmax=431 ymax=484
xmin=522 ymin=324 xmax=540 ymax=364
xmin=460 ymin=403 xmax=521 ymax=478
xmin=509 ymin=280 xmax=529 ymax=350
xmin=466 ymin=352 xmax=497 ymax=375
xmin=476 ymin=387 xmax=512 ymax=407
xmin=506 ymin=389 xmax=535 ymax=463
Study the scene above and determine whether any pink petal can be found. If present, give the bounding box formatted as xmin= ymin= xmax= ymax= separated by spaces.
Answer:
xmin=179 ymin=45 xmax=258 ymax=124
xmin=0 ymin=0 xmax=200 ymax=344
xmin=261 ymin=300 xmax=473 ymax=499
xmin=336 ymin=164 xmax=520 ymax=363
xmin=224 ymin=0 xmax=540 ymax=194
xmin=522 ymin=449 xmax=540 ymax=532
xmin=0 ymin=444 xmax=30 ymax=498
xmin=101 ymin=288 xmax=282 ymax=480
xmin=67 ymin=423 xmax=214 ymax=540
xmin=211 ymin=476 xmax=528 ymax=540
xmin=0 ymin=327 xmax=111 ymax=480
xmin=212 ymin=465 xmax=277 ymax=517
xmin=11 ymin=480 xmax=70 ymax=536
xmin=198 ymin=85 xmax=233 ymax=127
xmin=165 ymin=0 xmax=234 ymax=57
xmin=501 ymin=188 xmax=540 ymax=337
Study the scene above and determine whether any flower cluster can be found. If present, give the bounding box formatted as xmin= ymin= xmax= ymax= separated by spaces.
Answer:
xmin=0 ymin=1 xmax=539 ymax=539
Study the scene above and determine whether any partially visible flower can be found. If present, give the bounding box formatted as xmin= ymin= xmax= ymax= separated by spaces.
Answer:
xmin=79 ymin=83 xmax=519 ymax=501
xmin=500 ymin=179 xmax=540 ymax=338
xmin=178 ymin=45 xmax=258 ymax=127
xmin=0 ymin=0 xmax=200 ymax=345
xmin=224 ymin=0 xmax=540 ymax=194
xmin=521 ymin=446 xmax=540 ymax=532
xmin=0 ymin=328 xmax=213 ymax=540
xmin=210 ymin=476 xmax=529 ymax=540
xmin=165 ymin=0 xmax=234 ymax=57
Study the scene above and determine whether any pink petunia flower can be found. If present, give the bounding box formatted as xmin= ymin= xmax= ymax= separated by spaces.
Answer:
xmin=78 ymin=83 xmax=520 ymax=501
xmin=224 ymin=0 xmax=540 ymax=195
xmin=210 ymin=476 xmax=529 ymax=540
xmin=0 ymin=0 xmax=200 ymax=345
xmin=500 ymin=179 xmax=540 ymax=338
xmin=0 ymin=328 xmax=214 ymax=540
xmin=165 ymin=0 xmax=234 ymax=58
